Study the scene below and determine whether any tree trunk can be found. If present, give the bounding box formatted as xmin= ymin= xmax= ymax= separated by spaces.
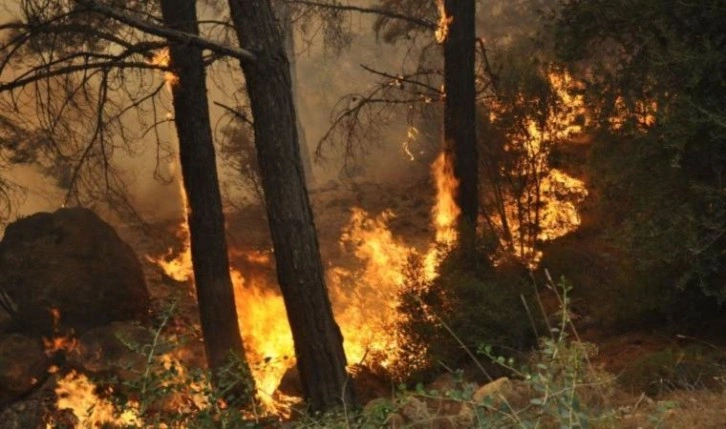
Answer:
xmin=443 ymin=0 xmax=478 ymax=233
xmin=159 ymin=0 xmax=254 ymax=399
xmin=227 ymin=0 xmax=355 ymax=413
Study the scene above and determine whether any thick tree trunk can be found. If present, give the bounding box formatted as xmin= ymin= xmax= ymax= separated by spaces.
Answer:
xmin=159 ymin=0 xmax=254 ymax=398
xmin=227 ymin=0 xmax=355 ymax=413
xmin=443 ymin=0 xmax=478 ymax=232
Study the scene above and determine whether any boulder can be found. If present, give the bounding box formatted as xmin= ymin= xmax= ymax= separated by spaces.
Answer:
xmin=0 ymin=208 xmax=150 ymax=335
xmin=0 ymin=334 xmax=51 ymax=406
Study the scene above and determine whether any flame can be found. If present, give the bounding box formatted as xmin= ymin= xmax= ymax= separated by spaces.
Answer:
xmin=149 ymin=48 xmax=179 ymax=90
xmin=145 ymin=129 xmax=466 ymax=411
xmin=148 ymin=220 xmax=193 ymax=282
xmin=334 ymin=208 xmax=415 ymax=367
xmin=609 ymin=96 xmax=657 ymax=130
xmin=147 ymin=181 xmax=459 ymax=409
xmin=230 ymin=267 xmax=294 ymax=407
xmin=50 ymin=371 xmax=142 ymax=428
xmin=435 ymin=0 xmax=453 ymax=43
xmin=142 ymin=70 xmax=593 ymax=412
xmin=402 ymin=125 xmax=418 ymax=161
xmin=146 ymin=180 xmax=192 ymax=282
xmin=485 ymin=69 xmax=590 ymax=265
xmin=42 ymin=308 xmax=77 ymax=356
xmin=431 ymin=152 xmax=460 ymax=247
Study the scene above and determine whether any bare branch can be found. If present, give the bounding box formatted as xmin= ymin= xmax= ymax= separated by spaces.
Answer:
xmin=287 ymin=0 xmax=437 ymax=31
xmin=359 ymin=64 xmax=442 ymax=98
xmin=72 ymin=0 xmax=258 ymax=63
xmin=213 ymin=101 xmax=254 ymax=127
xmin=0 ymin=61 xmax=165 ymax=93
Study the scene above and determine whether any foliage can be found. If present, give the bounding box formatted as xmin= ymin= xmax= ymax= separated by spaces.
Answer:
xmin=552 ymin=0 xmax=726 ymax=303
xmin=395 ymin=242 xmax=538 ymax=379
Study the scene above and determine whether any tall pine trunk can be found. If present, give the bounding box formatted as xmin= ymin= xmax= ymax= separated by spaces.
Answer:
xmin=227 ymin=0 xmax=355 ymax=412
xmin=159 ymin=0 xmax=254 ymax=399
xmin=443 ymin=0 xmax=478 ymax=234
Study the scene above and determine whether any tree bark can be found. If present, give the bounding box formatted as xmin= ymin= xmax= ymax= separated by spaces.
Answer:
xmin=443 ymin=0 xmax=478 ymax=233
xmin=227 ymin=0 xmax=355 ymax=413
xmin=159 ymin=0 xmax=254 ymax=399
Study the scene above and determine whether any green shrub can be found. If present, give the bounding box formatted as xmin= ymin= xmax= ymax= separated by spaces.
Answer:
xmin=395 ymin=244 xmax=539 ymax=379
xmin=542 ymin=131 xmax=724 ymax=328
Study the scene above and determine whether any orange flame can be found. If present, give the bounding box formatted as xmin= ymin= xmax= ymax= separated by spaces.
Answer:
xmin=42 ymin=308 xmax=77 ymax=356
xmin=431 ymin=152 xmax=460 ymax=246
xmin=149 ymin=48 xmax=179 ymax=90
xmin=333 ymin=208 xmax=415 ymax=367
xmin=486 ymin=69 xmax=589 ymax=265
xmin=50 ymin=371 xmax=142 ymax=429
xmin=230 ymin=267 xmax=294 ymax=408
xmin=435 ymin=0 xmax=453 ymax=43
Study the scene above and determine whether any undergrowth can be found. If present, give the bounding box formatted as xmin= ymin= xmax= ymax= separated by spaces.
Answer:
xmin=55 ymin=275 xmax=724 ymax=428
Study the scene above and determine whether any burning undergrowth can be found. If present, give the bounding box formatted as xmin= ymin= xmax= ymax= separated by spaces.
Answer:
xmin=0 ymin=151 xmax=587 ymax=427
xmin=134 ymin=152 xmax=464 ymax=416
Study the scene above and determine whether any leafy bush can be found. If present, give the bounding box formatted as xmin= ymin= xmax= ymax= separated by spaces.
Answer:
xmin=395 ymin=243 xmax=540 ymax=379
xmin=542 ymin=131 xmax=724 ymax=328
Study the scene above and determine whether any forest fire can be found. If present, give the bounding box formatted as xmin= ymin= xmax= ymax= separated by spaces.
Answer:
xmin=333 ymin=208 xmax=415 ymax=368
xmin=46 ymin=63 xmax=591 ymax=419
xmin=430 ymin=152 xmax=460 ymax=247
xmin=143 ymin=149 xmax=465 ymax=412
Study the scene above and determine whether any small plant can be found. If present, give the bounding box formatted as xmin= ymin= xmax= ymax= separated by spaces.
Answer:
xmin=473 ymin=274 xmax=614 ymax=428
xmin=105 ymin=300 xmax=258 ymax=428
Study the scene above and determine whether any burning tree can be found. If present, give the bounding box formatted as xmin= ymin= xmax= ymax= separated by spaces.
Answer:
xmin=157 ymin=0 xmax=253 ymax=400
xmin=226 ymin=0 xmax=356 ymax=411
xmin=310 ymin=0 xmax=587 ymax=266
xmin=441 ymin=0 xmax=478 ymax=240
